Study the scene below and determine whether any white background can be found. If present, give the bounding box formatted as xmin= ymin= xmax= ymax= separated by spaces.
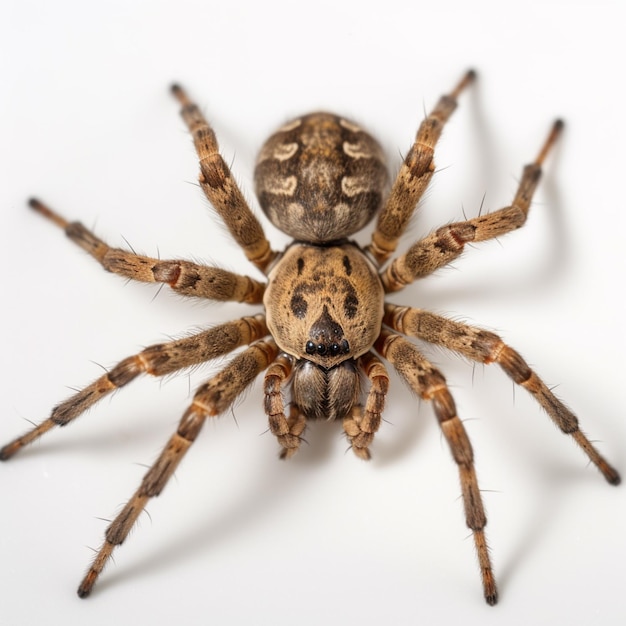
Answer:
xmin=1 ymin=1 xmax=625 ymax=624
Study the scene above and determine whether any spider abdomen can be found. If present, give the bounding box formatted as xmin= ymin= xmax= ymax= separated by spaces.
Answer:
xmin=254 ymin=113 xmax=388 ymax=243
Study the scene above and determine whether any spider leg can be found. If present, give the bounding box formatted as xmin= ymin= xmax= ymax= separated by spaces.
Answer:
xmin=77 ymin=339 xmax=278 ymax=598
xmin=264 ymin=353 xmax=307 ymax=459
xmin=384 ymin=304 xmax=621 ymax=485
xmin=375 ymin=329 xmax=498 ymax=605
xmin=366 ymin=70 xmax=476 ymax=265
xmin=343 ymin=352 xmax=389 ymax=460
xmin=171 ymin=84 xmax=277 ymax=273
xmin=381 ymin=120 xmax=563 ymax=293
xmin=0 ymin=316 xmax=268 ymax=460
xmin=27 ymin=198 xmax=265 ymax=303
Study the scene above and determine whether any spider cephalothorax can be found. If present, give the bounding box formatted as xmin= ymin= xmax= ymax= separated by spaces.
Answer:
xmin=264 ymin=240 xmax=384 ymax=428
xmin=1 ymin=71 xmax=619 ymax=605
xmin=264 ymin=242 xmax=384 ymax=367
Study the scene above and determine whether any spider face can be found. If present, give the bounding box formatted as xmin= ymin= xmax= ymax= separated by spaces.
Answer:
xmin=1 ymin=72 xmax=619 ymax=605
xmin=264 ymin=243 xmax=384 ymax=370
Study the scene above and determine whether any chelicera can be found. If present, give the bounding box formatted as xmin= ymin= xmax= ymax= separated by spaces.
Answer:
xmin=1 ymin=70 xmax=620 ymax=604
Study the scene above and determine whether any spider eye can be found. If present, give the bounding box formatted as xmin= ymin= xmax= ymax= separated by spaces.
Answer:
xmin=305 ymin=339 xmax=350 ymax=358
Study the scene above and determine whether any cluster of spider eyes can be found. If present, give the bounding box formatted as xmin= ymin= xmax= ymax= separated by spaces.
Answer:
xmin=305 ymin=339 xmax=350 ymax=357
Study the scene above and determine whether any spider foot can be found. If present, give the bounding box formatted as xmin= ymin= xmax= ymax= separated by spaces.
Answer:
xmin=474 ymin=529 xmax=498 ymax=606
xmin=0 ymin=441 xmax=20 ymax=461
xmin=0 ymin=419 xmax=56 ymax=460
xmin=277 ymin=410 xmax=306 ymax=460
xmin=350 ymin=442 xmax=372 ymax=461
xmin=76 ymin=540 xmax=115 ymax=598
xmin=343 ymin=409 xmax=375 ymax=460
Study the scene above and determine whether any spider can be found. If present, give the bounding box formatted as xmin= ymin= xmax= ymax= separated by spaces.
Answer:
xmin=1 ymin=70 xmax=620 ymax=605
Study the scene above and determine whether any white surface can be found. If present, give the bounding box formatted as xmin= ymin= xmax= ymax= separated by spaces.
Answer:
xmin=1 ymin=1 xmax=625 ymax=625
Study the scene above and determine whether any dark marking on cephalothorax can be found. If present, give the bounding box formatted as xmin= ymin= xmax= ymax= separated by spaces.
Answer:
xmin=290 ymin=293 xmax=308 ymax=319
xmin=344 ymin=293 xmax=359 ymax=319
xmin=297 ymin=257 xmax=305 ymax=275
xmin=311 ymin=306 xmax=343 ymax=338
xmin=342 ymin=255 xmax=352 ymax=276
xmin=305 ymin=305 xmax=350 ymax=358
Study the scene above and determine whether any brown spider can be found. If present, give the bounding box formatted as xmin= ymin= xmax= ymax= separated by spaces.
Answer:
xmin=1 ymin=70 xmax=620 ymax=605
